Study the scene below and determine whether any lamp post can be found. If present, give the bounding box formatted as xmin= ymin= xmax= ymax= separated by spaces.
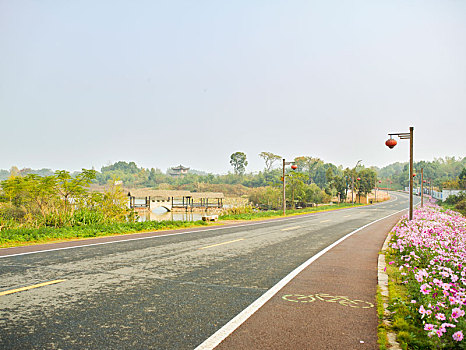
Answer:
xmin=351 ymin=160 xmax=362 ymax=204
xmin=385 ymin=126 xmax=414 ymax=220
xmin=282 ymin=159 xmax=297 ymax=216
xmin=420 ymin=168 xmax=424 ymax=207
xmin=356 ymin=177 xmax=361 ymax=203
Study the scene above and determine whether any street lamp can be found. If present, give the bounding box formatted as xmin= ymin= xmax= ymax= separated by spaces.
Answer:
xmin=421 ymin=168 xmax=425 ymax=207
xmin=385 ymin=126 xmax=414 ymax=220
xmin=282 ymin=159 xmax=296 ymax=216
xmin=358 ymin=177 xmax=362 ymax=202
xmin=376 ymin=179 xmax=382 ymax=202
xmin=352 ymin=160 xmax=362 ymax=204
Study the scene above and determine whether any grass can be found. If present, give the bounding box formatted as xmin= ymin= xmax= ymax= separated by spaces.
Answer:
xmin=376 ymin=286 xmax=388 ymax=350
xmin=219 ymin=202 xmax=366 ymax=220
xmin=382 ymin=252 xmax=441 ymax=350
xmin=0 ymin=220 xmax=208 ymax=248
xmin=439 ymin=202 xmax=466 ymax=216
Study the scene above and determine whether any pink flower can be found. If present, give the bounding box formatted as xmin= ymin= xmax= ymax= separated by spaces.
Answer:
xmin=441 ymin=323 xmax=455 ymax=328
xmin=421 ymin=283 xmax=431 ymax=295
xmin=452 ymin=308 xmax=465 ymax=319
xmin=424 ymin=324 xmax=434 ymax=331
xmin=435 ymin=313 xmax=446 ymax=321
xmin=453 ymin=331 xmax=463 ymax=341
xmin=419 ymin=305 xmax=427 ymax=318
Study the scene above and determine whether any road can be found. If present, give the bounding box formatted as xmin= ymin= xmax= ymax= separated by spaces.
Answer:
xmin=0 ymin=192 xmax=416 ymax=349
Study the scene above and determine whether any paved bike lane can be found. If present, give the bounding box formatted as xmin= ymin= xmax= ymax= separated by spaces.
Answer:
xmin=207 ymin=211 xmax=405 ymax=350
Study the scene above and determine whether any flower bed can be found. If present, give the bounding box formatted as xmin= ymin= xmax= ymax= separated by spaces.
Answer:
xmin=388 ymin=203 xmax=465 ymax=348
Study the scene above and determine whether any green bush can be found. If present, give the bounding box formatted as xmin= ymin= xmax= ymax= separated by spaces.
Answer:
xmin=454 ymin=199 xmax=466 ymax=216
xmin=72 ymin=208 xmax=106 ymax=226
xmin=0 ymin=203 xmax=26 ymax=221
xmin=443 ymin=191 xmax=466 ymax=205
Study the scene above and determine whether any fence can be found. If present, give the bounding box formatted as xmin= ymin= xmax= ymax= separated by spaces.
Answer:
xmin=409 ymin=187 xmax=464 ymax=201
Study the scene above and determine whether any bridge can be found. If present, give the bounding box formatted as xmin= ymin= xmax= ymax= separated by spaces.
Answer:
xmin=127 ymin=189 xmax=224 ymax=212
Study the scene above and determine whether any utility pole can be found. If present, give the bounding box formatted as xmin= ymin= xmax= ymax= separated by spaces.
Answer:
xmin=282 ymin=158 xmax=286 ymax=216
xmin=351 ymin=160 xmax=362 ymax=204
xmin=375 ymin=179 xmax=377 ymax=202
xmin=421 ymin=167 xmax=424 ymax=207
xmin=282 ymin=158 xmax=296 ymax=216
xmin=409 ymin=126 xmax=414 ymax=220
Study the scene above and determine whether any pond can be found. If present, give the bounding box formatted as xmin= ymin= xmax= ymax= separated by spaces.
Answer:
xmin=137 ymin=207 xmax=208 ymax=222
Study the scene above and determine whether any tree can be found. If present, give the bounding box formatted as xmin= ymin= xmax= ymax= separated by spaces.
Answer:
xmin=259 ymin=152 xmax=281 ymax=173
xmin=305 ymin=183 xmax=325 ymax=204
xmin=294 ymin=156 xmax=323 ymax=184
xmin=459 ymin=168 xmax=466 ymax=190
xmin=1 ymin=174 xmax=58 ymax=219
xmin=55 ymin=169 xmax=97 ymax=218
xmin=356 ymin=168 xmax=377 ymax=196
xmin=333 ymin=175 xmax=348 ymax=202
xmin=249 ymin=186 xmax=281 ymax=209
xmin=230 ymin=152 xmax=248 ymax=175
xmin=286 ymin=172 xmax=307 ymax=208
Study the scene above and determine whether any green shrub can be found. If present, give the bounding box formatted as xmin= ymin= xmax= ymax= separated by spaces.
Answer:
xmin=72 ymin=208 xmax=106 ymax=225
xmin=0 ymin=203 xmax=26 ymax=221
xmin=443 ymin=191 xmax=466 ymax=205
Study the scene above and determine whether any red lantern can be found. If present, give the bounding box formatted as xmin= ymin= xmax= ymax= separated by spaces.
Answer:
xmin=291 ymin=165 xmax=297 ymax=170
xmin=385 ymin=138 xmax=397 ymax=149
xmin=357 ymin=177 xmax=361 ymax=181
xmin=413 ymin=173 xmax=416 ymax=177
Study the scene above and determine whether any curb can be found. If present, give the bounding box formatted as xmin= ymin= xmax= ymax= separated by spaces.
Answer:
xmin=378 ymin=230 xmax=401 ymax=349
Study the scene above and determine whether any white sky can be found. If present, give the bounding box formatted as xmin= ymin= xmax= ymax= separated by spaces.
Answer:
xmin=1 ymin=0 xmax=465 ymax=174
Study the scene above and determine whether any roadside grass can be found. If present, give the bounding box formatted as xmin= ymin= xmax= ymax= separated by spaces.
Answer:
xmin=0 ymin=220 xmax=208 ymax=248
xmin=440 ymin=202 xmax=466 ymax=217
xmin=376 ymin=286 xmax=388 ymax=350
xmin=383 ymin=254 xmax=436 ymax=349
xmin=219 ymin=202 xmax=366 ymax=220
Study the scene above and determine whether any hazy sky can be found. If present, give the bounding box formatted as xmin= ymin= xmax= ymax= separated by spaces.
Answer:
xmin=1 ymin=0 xmax=465 ymax=174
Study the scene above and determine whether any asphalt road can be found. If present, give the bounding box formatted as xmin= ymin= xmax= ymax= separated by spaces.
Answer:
xmin=0 ymin=192 xmax=417 ymax=349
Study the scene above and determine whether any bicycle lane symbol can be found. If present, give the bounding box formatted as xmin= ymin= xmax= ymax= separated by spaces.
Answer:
xmin=282 ymin=293 xmax=374 ymax=309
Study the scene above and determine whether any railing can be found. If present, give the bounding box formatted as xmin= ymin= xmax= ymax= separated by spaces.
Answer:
xmin=172 ymin=203 xmax=222 ymax=208
xmin=132 ymin=203 xmax=148 ymax=208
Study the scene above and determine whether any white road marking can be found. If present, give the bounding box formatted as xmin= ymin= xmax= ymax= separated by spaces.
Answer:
xmin=281 ymin=226 xmax=301 ymax=231
xmin=198 ymin=239 xmax=245 ymax=250
xmin=194 ymin=207 xmax=407 ymax=350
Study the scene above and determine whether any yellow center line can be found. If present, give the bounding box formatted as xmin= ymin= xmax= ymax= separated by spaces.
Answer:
xmin=281 ymin=226 xmax=302 ymax=231
xmin=0 ymin=279 xmax=66 ymax=296
xmin=320 ymin=219 xmax=331 ymax=223
xmin=199 ymin=238 xmax=245 ymax=250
